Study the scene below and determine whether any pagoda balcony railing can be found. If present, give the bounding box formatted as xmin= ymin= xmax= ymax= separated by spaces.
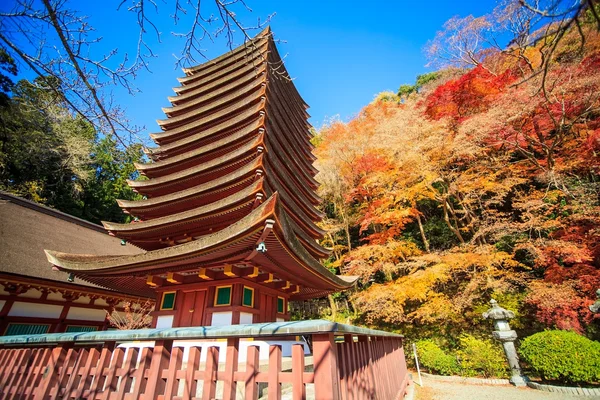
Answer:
xmin=0 ymin=319 xmax=408 ymax=400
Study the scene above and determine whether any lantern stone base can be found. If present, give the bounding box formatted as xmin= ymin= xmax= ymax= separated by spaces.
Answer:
xmin=510 ymin=374 xmax=529 ymax=387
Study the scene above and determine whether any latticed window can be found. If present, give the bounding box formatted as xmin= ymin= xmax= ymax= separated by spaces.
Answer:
xmin=65 ymin=325 xmax=98 ymax=333
xmin=5 ymin=323 xmax=50 ymax=336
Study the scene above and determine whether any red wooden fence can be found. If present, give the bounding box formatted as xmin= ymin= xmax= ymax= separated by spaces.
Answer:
xmin=0 ymin=320 xmax=409 ymax=399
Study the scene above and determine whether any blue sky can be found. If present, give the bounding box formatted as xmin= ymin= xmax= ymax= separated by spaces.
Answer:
xmin=9 ymin=0 xmax=500 ymax=134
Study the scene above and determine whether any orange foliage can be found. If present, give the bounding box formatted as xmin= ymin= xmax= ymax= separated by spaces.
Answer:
xmin=424 ymin=66 xmax=517 ymax=122
xmin=315 ymin=5 xmax=600 ymax=339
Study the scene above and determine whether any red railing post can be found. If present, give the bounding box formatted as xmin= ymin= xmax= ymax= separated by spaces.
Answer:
xmin=291 ymin=343 xmax=306 ymax=400
xmin=359 ymin=335 xmax=376 ymax=398
xmin=183 ymin=346 xmax=201 ymax=398
xmin=202 ymin=346 xmax=219 ymax=400
xmin=268 ymin=344 xmax=282 ymax=400
xmin=145 ymin=339 xmax=173 ymax=398
xmin=222 ymin=337 xmax=240 ymax=400
xmin=244 ymin=345 xmax=260 ymax=400
xmin=33 ymin=343 xmax=69 ymax=400
xmin=312 ymin=333 xmax=341 ymax=400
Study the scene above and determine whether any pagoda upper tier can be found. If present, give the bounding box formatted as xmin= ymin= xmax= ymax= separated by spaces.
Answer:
xmin=45 ymin=27 xmax=357 ymax=300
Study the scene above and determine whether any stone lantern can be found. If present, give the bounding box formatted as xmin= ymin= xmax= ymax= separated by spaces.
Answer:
xmin=589 ymin=289 xmax=600 ymax=313
xmin=482 ymin=299 xmax=528 ymax=387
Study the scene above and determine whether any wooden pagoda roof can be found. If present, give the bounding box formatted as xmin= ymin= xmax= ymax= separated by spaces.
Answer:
xmin=45 ymin=27 xmax=355 ymax=300
xmin=46 ymin=195 xmax=356 ymax=299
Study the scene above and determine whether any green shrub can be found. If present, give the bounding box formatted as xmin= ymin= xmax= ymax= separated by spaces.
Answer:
xmin=519 ymin=330 xmax=600 ymax=384
xmin=457 ymin=335 xmax=509 ymax=378
xmin=416 ymin=339 xmax=460 ymax=376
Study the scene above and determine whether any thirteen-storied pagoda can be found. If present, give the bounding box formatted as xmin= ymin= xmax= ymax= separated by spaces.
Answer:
xmin=45 ymin=28 xmax=356 ymax=329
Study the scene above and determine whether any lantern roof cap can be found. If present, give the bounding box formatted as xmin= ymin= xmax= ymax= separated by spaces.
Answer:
xmin=482 ymin=299 xmax=515 ymax=320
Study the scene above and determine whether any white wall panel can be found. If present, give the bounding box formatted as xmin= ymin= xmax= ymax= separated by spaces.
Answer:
xmin=9 ymin=302 xmax=62 ymax=318
xmin=66 ymin=307 xmax=106 ymax=321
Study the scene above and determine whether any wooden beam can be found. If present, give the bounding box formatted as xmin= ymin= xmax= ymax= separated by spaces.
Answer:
xmin=146 ymin=275 xmax=163 ymax=287
xmin=223 ymin=265 xmax=239 ymax=278
xmin=272 ymin=281 xmax=288 ymax=290
xmin=244 ymin=267 xmax=260 ymax=278
xmin=293 ymin=285 xmax=301 ymax=294
xmin=166 ymin=272 xmax=183 ymax=284
xmin=198 ymin=268 xmax=216 ymax=280
xmin=256 ymin=273 xmax=274 ymax=283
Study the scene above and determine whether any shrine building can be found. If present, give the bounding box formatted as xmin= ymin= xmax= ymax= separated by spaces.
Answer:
xmin=45 ymin=27 xmax=357 ymax=329
xmin=0 ymin=191 xmax=151 ymax=335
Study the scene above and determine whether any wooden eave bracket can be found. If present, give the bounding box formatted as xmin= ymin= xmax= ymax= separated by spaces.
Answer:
xmin=224 ymin=264 xmax=239 ymax=277
xmin=244 ymin=219 xmax=275 ymax=262
xmin=166 ymin=272 xmax=184 ymax=284
xmin=252 ymin=192 xmax=265 ymax=209
xmin=256 ymin=273 xmax=274 ymax=283
xmin=146 ymin=275 xmax=164 ymax=287
xmin=198 ymin=268 xmax=216 ymax=280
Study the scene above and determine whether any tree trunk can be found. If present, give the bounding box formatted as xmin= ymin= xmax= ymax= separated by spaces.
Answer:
xmin=415 ymin=212 xmax=430 ymax=252
xmin=443 ymin=200 xmax=465 ymax=243
xmin=328 ymin=294 xmax=337 ymax=321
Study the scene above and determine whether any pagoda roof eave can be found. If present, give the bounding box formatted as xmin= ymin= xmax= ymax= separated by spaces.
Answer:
xmin=157 ymin=77 xmax=266 ymax=129
xmin=173 ymin=42 xmax=268 ymax=98
xmin=251 ymin=201 xmax=355 ymax=291
xmin=267 ymin=38 xmax=309 ymax=109
xmin=165 ymin=63 xmax=267 ymax=116
xmin=150 ymin=92 xmax=266 ymax=144
xmin=128 ymin=138 xmax=264 ymax=191
xmin=117 ymin=158 xmax=263 ymax=212
xmin=180 ymin=27 xmax=270 ymax=78
xmin=45 ymin=193 xmax=356 ymax=297
xmin=45 ymin=194 xmax=280 ymax=274
xmin=146 ymin=111 xmax=265 ymax=160
xmin=103 ymin=180 xmax=264 ymax=234
xmin=136 ymin=124 xmax=263 ymax=176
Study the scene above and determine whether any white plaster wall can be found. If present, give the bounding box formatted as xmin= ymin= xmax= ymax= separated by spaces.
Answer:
xmin=20 ymin=288 xmax=43 ymax=299
xmin=47 ymin=292 xmax=64 ymax=302
xmin=239 ymin=312 xmax=253 ymax=325
xmin=95 ymin=298 xmax=109 ymax=307
xmin=211 ymin=311 xmax=232 ymax=327
xmin=156 ymin=315 xmax=174 ymax=328
xmin=66 ymin=307 xmax=106 ymax=321
xmin=9 ymin=302 xmax=63 ymax=318
xmin=73 ymin=296 xmax=91 ymax=305
xmin=0 ymin=300 xmax=5 ymax=311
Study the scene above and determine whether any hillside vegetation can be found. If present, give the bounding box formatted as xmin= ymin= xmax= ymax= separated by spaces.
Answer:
xmin=314 ymin=1 xmax=600 ymax=342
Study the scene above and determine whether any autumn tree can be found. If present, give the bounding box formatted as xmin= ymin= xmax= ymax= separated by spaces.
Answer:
xmin=0 ymin=0 xmax=270 ymax=145
xmin=314 ymin=2 xmax=600 ymax=341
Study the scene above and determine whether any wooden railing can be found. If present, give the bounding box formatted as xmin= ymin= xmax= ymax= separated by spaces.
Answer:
xmin=0 ymin=320 xmax=408 ymax=399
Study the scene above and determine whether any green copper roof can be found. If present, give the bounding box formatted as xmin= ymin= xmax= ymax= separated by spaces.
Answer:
xmin=0 ymin=320 xmax=402 ymax=346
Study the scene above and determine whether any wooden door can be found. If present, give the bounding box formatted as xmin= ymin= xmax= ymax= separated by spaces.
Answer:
xmin=176 ymin=290 xmax=207 ymax=327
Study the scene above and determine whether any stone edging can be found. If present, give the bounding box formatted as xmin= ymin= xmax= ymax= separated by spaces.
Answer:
xmin=420 ymin=372 xmax=510 ymax=385
xmin=527 ymin=381 xmax=600 ymax=397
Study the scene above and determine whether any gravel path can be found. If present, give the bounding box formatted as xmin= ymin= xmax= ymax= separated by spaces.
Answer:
xmin=412 ymin=374 xmax=600 ymax=400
